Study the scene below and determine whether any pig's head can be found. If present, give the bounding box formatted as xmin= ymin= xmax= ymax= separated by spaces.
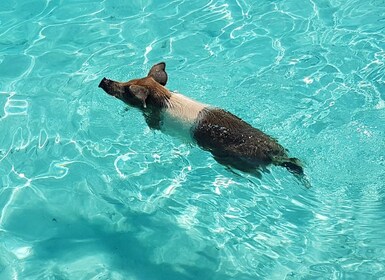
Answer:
xmin=98 ymin=62 xmax=170 ymax=109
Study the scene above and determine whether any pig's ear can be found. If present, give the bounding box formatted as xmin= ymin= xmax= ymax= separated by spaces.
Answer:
xmin=147 ymin=62 xmax=168 ymax=86
xmin=129 ymin=85 xmax=149 ymax=108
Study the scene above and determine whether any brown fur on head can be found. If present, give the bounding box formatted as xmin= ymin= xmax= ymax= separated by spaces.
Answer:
xmin=98 ymin=62 xmax=171 ymax=109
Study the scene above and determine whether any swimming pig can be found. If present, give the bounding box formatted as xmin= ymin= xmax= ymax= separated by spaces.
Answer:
xmin=99 ymin=62 xmax=309 ymax=186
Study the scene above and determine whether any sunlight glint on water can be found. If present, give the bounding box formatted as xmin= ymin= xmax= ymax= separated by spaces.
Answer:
xmin=1 ymin=0 xmax=385 ymax=279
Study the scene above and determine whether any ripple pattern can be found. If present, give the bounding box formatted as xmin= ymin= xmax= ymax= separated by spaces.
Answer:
xmin=1 ymin=0 xmax=385 ymax=279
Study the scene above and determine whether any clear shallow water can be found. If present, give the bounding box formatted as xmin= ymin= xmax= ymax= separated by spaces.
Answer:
xmin=1 ymin=0 xmax=385 ymax=279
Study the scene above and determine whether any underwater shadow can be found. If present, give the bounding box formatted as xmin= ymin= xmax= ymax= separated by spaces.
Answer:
xmin=32 ymin=208 xmax=250 ymax=280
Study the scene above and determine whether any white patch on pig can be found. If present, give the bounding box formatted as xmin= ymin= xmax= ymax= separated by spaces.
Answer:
xmin=160 ymin=92 xmax=206 ymax=141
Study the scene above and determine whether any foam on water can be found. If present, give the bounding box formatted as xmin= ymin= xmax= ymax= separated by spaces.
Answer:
xmin=1 ymin=0 xmax=385 ymax=279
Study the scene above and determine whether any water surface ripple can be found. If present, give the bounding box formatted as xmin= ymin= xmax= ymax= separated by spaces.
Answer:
xmin=1 ymin=0 xmax=385 ymax=279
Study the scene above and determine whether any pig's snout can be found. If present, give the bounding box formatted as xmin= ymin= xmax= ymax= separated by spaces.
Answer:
xmin=98 ymin=77 xmax=122 ymax=98
xmin=98 ymin=77 xmax=110 ymax=88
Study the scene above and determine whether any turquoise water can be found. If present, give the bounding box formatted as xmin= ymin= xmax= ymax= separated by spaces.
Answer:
xmin=1 ymin=0 xmax=385 ymax=279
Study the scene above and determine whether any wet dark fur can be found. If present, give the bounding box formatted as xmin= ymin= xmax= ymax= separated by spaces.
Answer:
xmin=193 ymin=108 xmax=303 ymax=175
xmin=99 ymin=62 xmax=308 ymax=186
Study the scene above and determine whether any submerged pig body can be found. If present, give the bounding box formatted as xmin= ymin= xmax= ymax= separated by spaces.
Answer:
xmin=99 ymin=62 xmax=306 ymax=182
